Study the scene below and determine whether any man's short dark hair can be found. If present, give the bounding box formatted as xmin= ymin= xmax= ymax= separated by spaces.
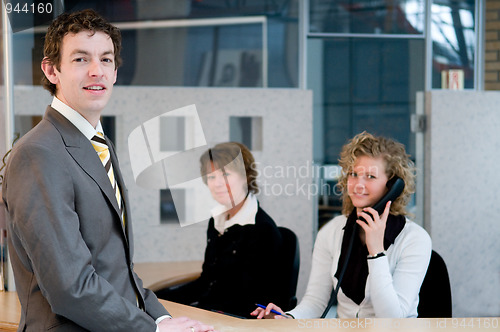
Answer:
xmin=41 ymin=9 xmax=122 ymax=95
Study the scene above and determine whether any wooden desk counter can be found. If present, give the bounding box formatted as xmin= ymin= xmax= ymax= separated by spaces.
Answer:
xmin=0 ymin=292 xmax=20 ymax=331
xmin=2 ymin=292 xmax=498 ymax=332
xmin=162 ymin=300 xmax=500 ymax=332
xmin=134 ymin=260 xmax=203 ymax=292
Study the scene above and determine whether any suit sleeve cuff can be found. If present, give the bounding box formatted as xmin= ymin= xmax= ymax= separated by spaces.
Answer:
xmin=155 ymin=315 xmax=173 ymax=331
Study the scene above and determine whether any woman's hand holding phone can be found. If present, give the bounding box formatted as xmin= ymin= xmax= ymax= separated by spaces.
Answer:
xmin=356 ymin=201 xmax=391 ymax=256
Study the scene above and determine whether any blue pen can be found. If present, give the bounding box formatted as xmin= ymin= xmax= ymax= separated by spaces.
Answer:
xmin=255 ymin=303 xmax=287 ymax=317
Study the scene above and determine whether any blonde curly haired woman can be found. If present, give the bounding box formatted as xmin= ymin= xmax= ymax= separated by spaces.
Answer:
xmin=253 ymin=132 xmax=431 ymax=319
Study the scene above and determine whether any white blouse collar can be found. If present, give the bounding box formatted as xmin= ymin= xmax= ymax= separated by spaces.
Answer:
xmin=211 ymin=193 xmax=258 ymax=234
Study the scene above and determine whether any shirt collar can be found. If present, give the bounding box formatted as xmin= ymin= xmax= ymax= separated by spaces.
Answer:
xmin=51 ymin=96 xmax=103 ymax=140
xmin=212 ymin=193 xmax=258 ymax=234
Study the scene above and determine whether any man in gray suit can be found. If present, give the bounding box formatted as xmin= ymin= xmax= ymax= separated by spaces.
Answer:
xmin=2 ymin=9 xmax=213 ymax=332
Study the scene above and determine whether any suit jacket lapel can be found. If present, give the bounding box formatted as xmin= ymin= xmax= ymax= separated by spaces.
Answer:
xmin=44 ymin=107 xmax=123 ymax=222
xmin=107 ymin=136 xmax=132 ymax=244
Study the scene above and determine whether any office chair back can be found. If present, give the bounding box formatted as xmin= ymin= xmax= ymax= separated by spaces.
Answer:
xmin=276 ymin=226 xmax=300 ymax=311
xmin=418 ymin=250 xmax=452 ymax=318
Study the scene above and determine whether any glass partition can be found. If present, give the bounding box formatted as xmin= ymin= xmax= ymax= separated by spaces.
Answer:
xmin=309 ymin=0 xmax=426 ymax=35
xmin=431 ymin=0 xmax=475 ymax=89
xmin=311 ymin=37 xmax=425 ymax=163
xmin=11 ymin=0 xmax=299 ymax=88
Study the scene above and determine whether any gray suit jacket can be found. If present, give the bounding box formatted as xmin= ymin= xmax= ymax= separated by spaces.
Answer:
xmin=2 ymin=107 xmax=169 ymax=331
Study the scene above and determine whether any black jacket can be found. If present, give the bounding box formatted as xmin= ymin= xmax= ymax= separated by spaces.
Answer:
xmin=157 ymin=205 xmax=283 ymax=318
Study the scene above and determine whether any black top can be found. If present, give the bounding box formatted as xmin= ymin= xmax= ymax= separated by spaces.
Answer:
xmin=335 ymin=209 xmax=406 ymax=304
xmin=156 ymin=205 xmax=283 ymax=318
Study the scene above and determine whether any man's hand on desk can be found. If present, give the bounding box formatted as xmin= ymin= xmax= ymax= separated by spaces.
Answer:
xmin=158 ymin=316 xmax=216 ymax=332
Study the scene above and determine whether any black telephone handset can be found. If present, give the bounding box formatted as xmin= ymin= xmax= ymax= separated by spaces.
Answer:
xmin=360 ymin=176 xmax=405 ymax=223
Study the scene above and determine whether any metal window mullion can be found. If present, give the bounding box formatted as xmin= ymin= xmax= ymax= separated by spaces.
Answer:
xmin=475 ymin=0 xmax=485 ymax=91
xmin=2 ymin=1 xmax=14 ymax=151
xmin=263 ymin=18 xmax=268 ymax=88
xmin=2 ymin=0 xmax=16 ymax=293
xmin=307 ymin=32 xmax=425 ymax=39
xmin=425 ymin=0 xmax=433 ymax=91
xmin=28 ymin=15 xmax=268 ymax=33
xmin=299 ymin=0 xmax=309 ymax=90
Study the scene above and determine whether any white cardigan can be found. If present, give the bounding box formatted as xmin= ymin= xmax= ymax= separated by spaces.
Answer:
xmin=289 ymin=215 xmax=431 ymax=318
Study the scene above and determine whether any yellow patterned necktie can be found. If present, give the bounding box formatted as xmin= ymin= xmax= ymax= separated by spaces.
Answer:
xmin=91 ymin=132 xmax=142 ymax=308
xmin=91 ymin=132 xmax=126 ymax=230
